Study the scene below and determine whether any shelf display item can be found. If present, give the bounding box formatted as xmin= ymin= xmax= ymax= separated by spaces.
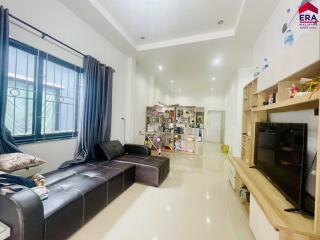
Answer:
xmin=145 ymin=105 xmax=204 ymax=153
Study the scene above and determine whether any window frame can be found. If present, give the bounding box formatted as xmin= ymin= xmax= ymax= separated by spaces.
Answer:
xmin=7 ymin=39 xmax=82 ymax=144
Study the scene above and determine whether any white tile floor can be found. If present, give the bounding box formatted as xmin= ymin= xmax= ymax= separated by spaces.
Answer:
xmin=69 ymin=143 xmax=254 ymax=240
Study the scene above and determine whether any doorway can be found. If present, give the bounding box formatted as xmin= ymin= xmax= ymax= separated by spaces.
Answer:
xmin=206 ymin=111 xmax=225 ymax=143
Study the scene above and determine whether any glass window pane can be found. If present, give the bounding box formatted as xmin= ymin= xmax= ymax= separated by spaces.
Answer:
xmin=41 ymin=59 xmax=79 ymax=136
xmin=6 ymin=40 xmax=82 ymax=142
xmin=5 ymin=45 xmax=36 ymax=137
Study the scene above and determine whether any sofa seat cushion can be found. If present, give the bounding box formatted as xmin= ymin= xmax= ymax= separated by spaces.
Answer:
xmin=113 ymin=155 xmax=144 ymax=164
xmin=44 ymin=164 xmax=100 ymax=187
xmin=44 ymin=169 xmax=77 ymax=187
xmin=99 ymin=161 xmax=136 ymax=190
xmin=43 ymin=185 xmax=83 ymax=219
xmin=141 ymin=156 xmax=170 ymax=176
xmin=43 ymin=185 xmax=84 ymax=240
xmin=79 ymin=167 xmax=126 ymax=204
xmin=45 ymin=174 xmax=108 ymax=225
xmin=79 ymin=167 xmax=121 ymax=181
xmin=99 ymin=161 xmax=134 ymax=171
xmin=113 ymin=155 xmax=170 ymax=187
xmin=53 ymin=174 xmax=106 ymax=196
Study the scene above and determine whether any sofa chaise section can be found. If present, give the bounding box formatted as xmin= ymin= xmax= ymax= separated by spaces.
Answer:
xmin=95 ymin=140 xmax=170 ymax=187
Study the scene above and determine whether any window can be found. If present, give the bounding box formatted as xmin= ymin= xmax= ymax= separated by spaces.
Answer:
xmin=5 ymin=39 xmax=83 ymax=143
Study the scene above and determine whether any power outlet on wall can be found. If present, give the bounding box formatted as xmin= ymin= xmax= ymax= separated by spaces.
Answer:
xmin=314 ymin=108 xmax=319 ymax=116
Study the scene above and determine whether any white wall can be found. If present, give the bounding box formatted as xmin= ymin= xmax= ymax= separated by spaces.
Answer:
xmin=0 ymin=0 xmax=131 ymax=172
xmin=20 ymin=140 xmax=77 ymax=174
xmin=252 ymin=0 xmax=320 ymax=91
xmin=224 ymin=68 xmax=253 ymax=156
xmin=252 ymin=0 xmax=304 ymax=69
xmin=131 ymin=66 xmax=174 ymax=144
xmin=174 ymin=93 xmax=225 ymax=111
xmin=132 ymin=66 xmax=153 ymax=144
xmin=154 ymin=81 xmax=172 ymax=105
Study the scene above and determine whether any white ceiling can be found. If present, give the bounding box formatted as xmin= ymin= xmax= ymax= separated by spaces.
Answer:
xmin=97 ymin=0 xmax=244 ymax=46
xmin=61 ymin=0 xmax=280 ymax=96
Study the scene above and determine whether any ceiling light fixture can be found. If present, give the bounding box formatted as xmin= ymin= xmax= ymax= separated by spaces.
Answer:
xmin=178 ymin=89 xmax=182 ymax=92
xmin=170 ymin=80 xmax=175 ymax=84
xmin=158 ymin=65 xmax=163 ymax=71
xmin=166 ymin=206 xmax=171 ymax=212
xmin=211 ymin=77 xmax=216 ymax=81
xmin=213 ymin=58 xmax=221 ymax=66
xmin=206 ymin=192 xmax=210 ymax=200
xmin=210 ymin=88 xmax=214 ymax=91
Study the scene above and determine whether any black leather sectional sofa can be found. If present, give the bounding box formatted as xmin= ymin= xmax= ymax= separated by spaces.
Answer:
xmin=0 ymin=141 xmax=170 ymax=240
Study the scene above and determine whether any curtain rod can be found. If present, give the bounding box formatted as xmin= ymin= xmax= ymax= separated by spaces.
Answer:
xmin=9 ymin=13 xmax=86 ymax=57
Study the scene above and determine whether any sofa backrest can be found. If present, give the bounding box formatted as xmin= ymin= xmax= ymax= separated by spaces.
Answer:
xmin=95 ymin=140 xmax=124 ymax=161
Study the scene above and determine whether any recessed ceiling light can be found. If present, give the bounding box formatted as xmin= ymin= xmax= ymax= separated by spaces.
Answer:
xmin=166 ymin=205 xmax=171 ymax=212
xmin=210 ymin=88 xmax=214 ymax=91
xmin=206 ymin=217 xmax=211 ymax=224
xmin=211 ymin=77 xmax=216 ymax=81
xmin=158 ymin=65 xmax=163 ymax=71
xmin=213 ymin=58 xmax=221 ymax=66
xmin=178 ymin=89 xmax=182 ymax=92
xmin=206 ymin=192 xmax=210 ymax=200
xmin=217 ymin=19 xmax=224 ymax=25
xmin=170 ymin=80 xmax=175 ymax=84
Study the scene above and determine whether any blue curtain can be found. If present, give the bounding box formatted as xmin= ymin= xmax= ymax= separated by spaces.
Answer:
xmin=0 ymin=6 xmax=21 ymax=154
xmin=60 ymin=56 xmax=113 ymax=168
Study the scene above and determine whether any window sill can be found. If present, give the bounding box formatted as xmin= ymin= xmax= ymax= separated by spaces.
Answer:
xmin=16 ymin=136 xmax=77 ymax=146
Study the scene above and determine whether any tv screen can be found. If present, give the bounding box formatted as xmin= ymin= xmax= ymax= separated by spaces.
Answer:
xmin=254 ymin=122 xmax=311 ymax=213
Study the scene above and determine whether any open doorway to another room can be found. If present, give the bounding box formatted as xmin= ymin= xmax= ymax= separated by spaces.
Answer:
xmin=206 ymin=110 xmax=225 ymax=143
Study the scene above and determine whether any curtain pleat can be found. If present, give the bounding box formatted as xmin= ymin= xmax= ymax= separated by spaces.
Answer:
xmin=0 ymin=6 xmax=21 ymax=154
xmin=60 ymin=56 xmax=113 ymax=168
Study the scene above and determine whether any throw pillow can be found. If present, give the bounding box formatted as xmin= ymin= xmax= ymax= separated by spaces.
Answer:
xmin=0 ymin=153 xmax=46 ymax=172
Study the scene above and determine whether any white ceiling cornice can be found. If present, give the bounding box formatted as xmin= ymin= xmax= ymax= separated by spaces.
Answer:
xmin=88 ymin=0 xmax=137 ymax=47
xmin=137 ymin=29 xmax=236 ymax=51
xmin=87 ymin=0 xmax=247 ymax=51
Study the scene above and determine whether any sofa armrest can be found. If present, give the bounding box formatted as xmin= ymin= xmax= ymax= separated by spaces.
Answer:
xmin=124 ymin=144 xmax=151 ymax=156
xmin=0 ymin=188 xmax=44 ymax=240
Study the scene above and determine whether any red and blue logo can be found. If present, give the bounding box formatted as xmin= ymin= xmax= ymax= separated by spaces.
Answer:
xmin=299 ymin=2 xmax=319 ymax=29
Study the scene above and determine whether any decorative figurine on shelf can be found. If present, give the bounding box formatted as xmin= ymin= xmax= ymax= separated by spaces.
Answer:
xmin=301 ymin=77 xmax=320 ymax=93
xmin=288 ymin=84 xmax=299 ymax=99
xmin=268 ymin=93 xmax=277 ymax=104
xmin=268 ymin=94 xmax=273 ymax=104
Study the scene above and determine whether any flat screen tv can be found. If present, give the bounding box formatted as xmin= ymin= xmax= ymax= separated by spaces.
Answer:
xmin=254 ymin=122 xmax=314 ymax=214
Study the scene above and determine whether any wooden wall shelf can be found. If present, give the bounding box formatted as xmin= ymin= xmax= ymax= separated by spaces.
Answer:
xmin=253 ymin=92 xmax=320 ymax=113
xmin=228 ymin=155 xmax=317 ymax=238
